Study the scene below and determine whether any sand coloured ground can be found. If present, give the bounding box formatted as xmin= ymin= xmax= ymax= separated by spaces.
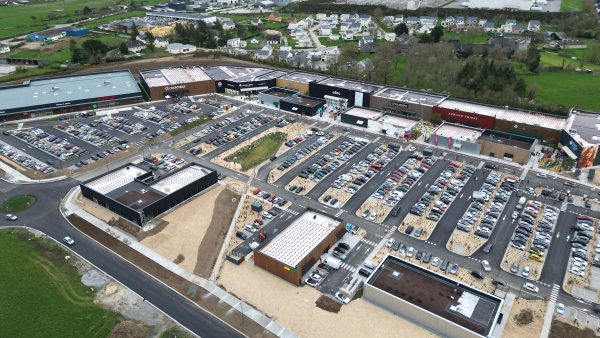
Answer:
xmin=217 ymin=260 xmax=436 ymax=338
xmin=503 ymin=298 xmax=547 ymax=338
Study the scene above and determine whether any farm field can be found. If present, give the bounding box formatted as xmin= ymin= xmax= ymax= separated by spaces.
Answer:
xmin=523 ymin=71 xmax=600 ymax=111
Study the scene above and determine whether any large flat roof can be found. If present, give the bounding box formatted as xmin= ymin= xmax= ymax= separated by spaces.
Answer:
xmin=368 ymin=255 xmax=502 ymax=337
xmin=140 ymin=67 xmax=212 ymax=87
xmin=434 ymin=123 xmax=484 ymax=142
xmin=374 ymin=87 xmax=447 ymax=106
xmin=260 ymin=87 xmax=297 ymax=99
xmin=202 ymin=66 xmax=268 ymax=81
xmin=151 ymin=165 xmax=211 ymax=194
xmin=280 ymin=71 xmax=329 ymax=83
xmin=438 ymin=99 xmax=567 ymax=130
xmin=282 ymin=94 xmax=325 ymax=108
xmin=86 ymin=165 xmax=148 ymax=195
xmin=233 ymin=69 xmax=287 ymax=83
xmin=566 ymin=111 xmax=600 ymax=146
xmin=344 ymin=107 xmax=383 ymax=120
xmin=0 ymin=71 xmax=141 ymax=114
xmin=317 ymin=77 xmax=383 ymax=93
xmin=379 ymin=114 xmax=420 ymax=129
xmin=259 ymin=211 xmax=340 ymax=267
xmin=146 ymin=11 xmax=213 ymax=21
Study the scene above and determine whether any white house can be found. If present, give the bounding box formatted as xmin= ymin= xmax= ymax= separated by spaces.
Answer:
xmin=296 ymin=38 xmax=312 ymax=48
xmin=220 ymin=18 xmax=235 ymax=30
xmin=126 ymin=40 xmax=146 ymax=53
xmin=342 ymin=30 xmax=354 ymax=40
xmin=250 ymin=38 xmax=260 ymax=44
xmin=483 ymin=22 xmax=496 ymax=33
xmin=384 ymin=32 xmax=397 ymax=42
xmin=167 ymin=43 xmax=197 ymax=54
xmin=478 ymin=19 xmax=488 ymax=27
xmin=316 ymin=13 xmax=327 ymax=20
xmin=0 ymin=43 xmax=10 ymax=54
xmin=227 ymin=37 xmax=247 ymax=48
xmin=528 ymin=20 xmax=540 ymax=31
xmin=443 ymin=16 xmax=455 ymax=28
xmin=154 ymin=37 xmax=169 ymax=48
xmin=340 ymin=14 xmax=351 ymax=21
xmin=319 ymin=27 xmax=332 ymax=36
xmin=280 ymin=45 xmax=292 ymax=51
xmin=455 ymin=16 xmax=465 ymax=27
xmin=329 ymin=35 xmax=340 ymax=40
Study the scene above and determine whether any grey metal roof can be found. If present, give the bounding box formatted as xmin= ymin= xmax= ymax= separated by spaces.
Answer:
xmin=0 ymin=71 xmax=140 ymax=113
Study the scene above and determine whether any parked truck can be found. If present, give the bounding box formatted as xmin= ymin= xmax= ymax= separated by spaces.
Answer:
xmin=322 ymin=256 xmax=342 ymax=270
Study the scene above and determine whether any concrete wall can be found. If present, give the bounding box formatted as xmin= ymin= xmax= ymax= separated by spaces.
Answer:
xmin=258 ymin=92 xmax=283 ymax=108
xmin=369 ymin=96 xmax=434 ymax=120
xmin=478 ymin=140 xmax=531 ymax=164
xmin=275 ymin=78 xmax=310 ymax=95
xmin=363 ymin=284 xmax=483 ymax=338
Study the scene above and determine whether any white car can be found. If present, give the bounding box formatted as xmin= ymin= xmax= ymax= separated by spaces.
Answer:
xmin=430 ymin=257 xmax=441 ymax=267
xmin=482 ymin=260 xmax=491 ymax=272
xmin=406 ymin=246 xmax=415 ymax=257
xmin=522 ymin=266 xmax=530 ymax=278
xmin=511 ymin=211 xmax=519 ymax=220
xmin=536 ymin=173 xmax=547 ymax=178
xmin=368 ymin=213 xmax=377 ymax=221
xmin=523 ymin=282 xmax=539 ymax=293
xmin=556 ymin=303 xmax=565 ymax=315
xmin=335 ymin=292 xmax=350 ymax=304
xmin=385 ymin=238 xmax=395 ymax=248
xmin=5 ymin=214 xmax=18 ymax=221
xmin=63 ymin=236 xmax=75 ymax=246
xmin=261 ymin=212 xmax=272 ymax=219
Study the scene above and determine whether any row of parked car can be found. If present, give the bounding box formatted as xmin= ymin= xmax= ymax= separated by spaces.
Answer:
xmin=10 ymin=128 xmax=85 ymax=161
xmin=252 ymin=189 xmax=289 ymax=207
xmin=456 ymin=172 xmax=515 ymax=238
xmin=334 ymin=145 xmax=398 ymax=194
xmin=197 ymin=111 xmax=249 ymax=136
xmin=134 ymin=109 xmax=177 ymax=125
xmin=56 ymin=122 xmax=124 ymax=148
xmin=75 ymin=144 xmax=128 ymax=168
xmin=277 ymin=134 xmax=333 ymax=172
xmin=568 ymin=215 xmax=597 ymax=276
xmin=421 ymin=162 xmax=474 ymax=222
xmin=99 ymin=116 xmax=147 ymax=136
xmin=0 ymin=145 xmax=56 ymax=174
xmin=510 ymin=200 xmax=559 ymax=263
xmin=205 ymin=114 xmax=273 ymax=147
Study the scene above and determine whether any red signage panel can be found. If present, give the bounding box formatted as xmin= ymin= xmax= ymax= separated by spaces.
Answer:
xmin=433 ymin=106 xmax=496 ymax=129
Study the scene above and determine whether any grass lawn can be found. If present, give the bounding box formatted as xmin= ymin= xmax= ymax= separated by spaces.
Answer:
xmin=442 ymin=31 xmax=491 ymax=44
xmin=561 ymin=0 xmax=587 ymax=11
xmin=540 ymin=51 xmax=600 ymax=71
xmin=160 ymin=326 xmax=192 ymax=338
xmin=0 ymin=195 xmax=36 ymax=212
xmin=225 ymin=132 xmax=287 ymax=171
xmin=169 ymin=115 xmax=212 ymax=136
xmin=523 ymin=71 xmax=600 ymax=111
xmin=0 ymin=229 xmax=120 ymax=337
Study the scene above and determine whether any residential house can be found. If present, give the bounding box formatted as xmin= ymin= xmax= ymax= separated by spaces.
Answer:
xmin=255 ymin=44 xmax=273 ymax=60
xmin=154 ymin=37 xmax=169 ymax=48
xmin=316 ymin=13 xmax=327 ymax=20
xmin=356 ymin=58 xmax=373 ymax=74
xmin=550 ymin=32 xmax=568 ymax=41
xmin=466 ymin=16 xmax=478 ymax=27
xmin=358 ymin=14 xmax=371 ymax=27
xmin=360 ymin=42 xmax=378 ymax=54
xmin=393 ymin=15 xmax=404 ymax=26
xmin=396 ymin=33 xmax=418 ymax=52
xmin=329 ymin=14 xmax=339 ymax=22
xmin=329 ymin=35 xmax=340 ymax=40
xmin=382 ymin=16 xmax=395 ymax=27
xmin=136 ymin=34 xmax=149 ymax=44
xmin=340 ymin=14 xmax=351 ymax=21
xmin=478 ymin=19 xmax=488 ymax=27
xmin=126 ymin=40 xmax=146 ymax=53
xmin=384 ymin=32 xmax=397 ymax=42
xmin=501 ymin=23 xmax=514 ymax=33
xmin=220 ymin=18 xmax=235 ymax=30
xmin=420 ymin=16 xmax=438 ymax=27
xmin=277 ymin=49 xmax=293 ymax=62
xmin=455 ymin=16 xmax=465 ymax=28
xmin=483 ymin=22 xmax=496 ymax=33
xmin=227 ymin=37 xmax=247 ymax=48
xmin=342 ymin=30 xmax=354 ymax=40
xmin=280 ymin=45 xmax=293 ymax=52
xmin=319 ymin=26 xmax=332 ymax=36
xmin=250 ymin=18 xmax=263 ymax=26
xmin=511 ymin=24 xmax=525 ymax=34
xmin=555 ymin=39 xmax=588 ymax=49
xmin=251 ymin=37 xmax=260 ymax=44
xmin=290 ymin=29 xmax=305 ymax=37
xmin=527 ymin=20 xmax=540 ymax=32
xmin=506 ymin=19 xmax=517 ymax=26
xmin=266 ymin=33 xmax=281 ymax=44
xmin=443 ymin=16 xmax=455 ymax=28
xmin=0 ymin=43 xmax=10 ymax=54
xmin=296 ymin=37 xmax=312 ymax=48
xmin=167 ymin=43 xmax=196 ymax=54
xmin=405 ymin=16 xmax=420 ymax=28
xmin=268 ymin=12 xmax=282 ymax=22
xmin=359 ymin=35 xmax=374 ymax=47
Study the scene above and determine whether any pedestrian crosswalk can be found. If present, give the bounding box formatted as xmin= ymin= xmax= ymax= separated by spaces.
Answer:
xmin=340 ymin=262 xmax=357 ymax=272
xmin=360 ymin=238 xmax=377 ymax=246
xmin=383 ymin=226 xmax=398 ymax=240
xmin=335 ymin=209 xmax=344 ymax=217
xmin=284 ymin=209 xmax=300 ymax=216
xmin=550 ymin=284 xmax=560 ymax=303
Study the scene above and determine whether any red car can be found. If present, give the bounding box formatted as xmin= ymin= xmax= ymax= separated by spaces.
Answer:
xmin=268 ymin=195 xmax=276 ymax=202
xmin=252 ymin=188 xmax=261 ymax=195
xmin=254 ymin=218 xmax=264 ymax=225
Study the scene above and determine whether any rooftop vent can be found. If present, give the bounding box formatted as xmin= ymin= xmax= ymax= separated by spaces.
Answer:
xmin=52 ymin=86 xmax=59 ymax=91
xmin=104 ymin=80 xmax=111 ymax=85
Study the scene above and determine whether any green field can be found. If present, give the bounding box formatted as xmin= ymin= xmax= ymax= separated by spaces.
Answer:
xmin=225 ymin=132 xmax=287 ymax=171
xmin=523 ymin=71 xmax=600 ymax=111
xmin=0 ymin=195 xmax=36 ymax=212
xmin=540 ymin=52 xmax=600 ymax=71
xmin=0 ymin=229 xmax=120 ymax=337
xmin=443 ymin=31 xmax=492 ymax=44
xmin=560 ymin=0 xmax=587 ymax=11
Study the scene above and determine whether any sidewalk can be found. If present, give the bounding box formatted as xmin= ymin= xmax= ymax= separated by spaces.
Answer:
xmin=61 ymin=186 xmax=297 ymax=338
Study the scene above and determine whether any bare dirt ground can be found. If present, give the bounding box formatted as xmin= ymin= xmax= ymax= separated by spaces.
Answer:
xmin=217 ymin=260 xmax=436 ymax=338
xmin=550 ymin=318 xmax=600 ymax=338
xmin=503 ymin=299 xmax=547 ymax=338
xmin=75 ymin=189 xmax=122 ymax=224
xmin=134 ymin=184 xmax=241 ymax=277
xmin=267 ymin=132 xmax=341 ymax=184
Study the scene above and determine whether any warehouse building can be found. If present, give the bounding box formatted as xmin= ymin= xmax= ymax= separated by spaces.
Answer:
xmin=280 ymin=94 xmax=326 ymax=117
xmin=431 ymin=123 xmax=535 ymax=164
xmin=433 ymin=99 xmax=567 ymax=143
xmin=139 ymin=67 xmax=215 ymax=100
xmin=561 ymin=110 xmax=600 ymax=168
xmin=370 ymin=87 xmax=448 ymax=121
xmin=0 ymin=70 xmax=142 ymax=121
xmin=365 ymin=255 xmax=503 ymax=338
xmin=309 ymin=77 xmax=383 ymax=110
xmin=341 ymin=107 xmax=383 ymax=128
xmin=204 ymin=66 xmax=287 ymax=96
xmin=80 ymin=162 xmax=217 ymax=226
xmin=341 ymin=107 xmax=419 ymax=138
xmin=258 ymin=87 xmax=297 ymax=107
xmin=276 ymin=71 xmax=329 ymax=95
xmin=253 ymin=211 xmax=345 ymax=285
xmin=146 ymin=11 xmax=217 ymax=24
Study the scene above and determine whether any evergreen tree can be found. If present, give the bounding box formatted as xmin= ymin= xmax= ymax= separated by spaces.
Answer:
xmin=430 ymin=26 xmax=444 ymax=43
xmin=394 ymin=23 xmax=408 ymax=36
